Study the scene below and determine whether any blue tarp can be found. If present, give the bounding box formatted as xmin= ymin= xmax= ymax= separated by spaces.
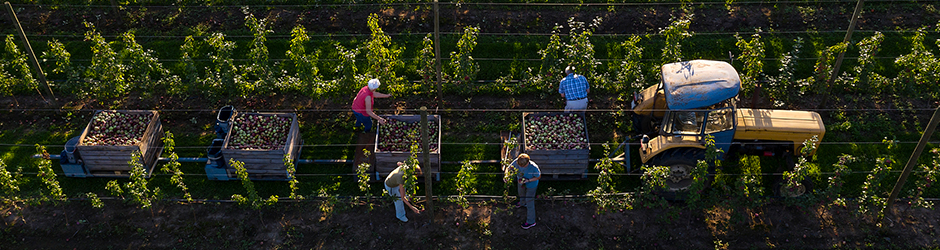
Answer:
xmin=661 ymin=60 xmax=741 ymax=110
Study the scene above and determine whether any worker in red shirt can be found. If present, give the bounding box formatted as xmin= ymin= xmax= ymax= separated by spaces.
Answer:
xmin=351 ymin=79 xmax=392 ymax=132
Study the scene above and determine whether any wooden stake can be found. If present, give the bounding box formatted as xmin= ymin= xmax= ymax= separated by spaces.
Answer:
xmin=818 ymin=0 xmax=864 ymax=109
xmin=4 ymin=2 xmax=55 ymax=103
xmin=433 ymin=0 xmax=442 ymax=104
xmin=420 ymin=107 xmax=434 ymax=221
xmin=886 ymin=105 xmax=940 ymax=214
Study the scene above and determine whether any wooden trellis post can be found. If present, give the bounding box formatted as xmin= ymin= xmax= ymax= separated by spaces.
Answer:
xmin=818 ymin=0 xmax=865 ymax=109
xmin=433 ymin=0 xmax=442 ymax=104
xmin=4 ymin=2 xmax=55 ymax=103
xmin=886 ymin=105 xmax=940 ymax=213
xmin=421 ymin=106 xmax=434 ymax=221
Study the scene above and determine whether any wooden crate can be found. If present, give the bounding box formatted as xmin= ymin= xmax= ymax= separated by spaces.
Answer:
xmin=521 ymin=112 xmax=590 ymax=178
xmin=76 ymin=110 xmax=164 ymax=177
xmin=220 ymin=112 xmax=301 ymax=180
xmin=374 ymin=115 xmax=441 ymax=180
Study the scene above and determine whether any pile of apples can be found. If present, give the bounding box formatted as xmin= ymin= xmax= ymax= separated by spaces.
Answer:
xmin=524 ymin=113 xmax=588 ymax=150
xmin=377 ymin=118 xmax=440 ymax=152
xmin=227 ymin=114 xmax=292 ymax=150
xmin=83 ymin=111 xmax=152 ymax=146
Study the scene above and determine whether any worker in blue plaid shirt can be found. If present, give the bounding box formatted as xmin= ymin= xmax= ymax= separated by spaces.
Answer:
xmin=558 ymin=66 xmax=590 ymax=112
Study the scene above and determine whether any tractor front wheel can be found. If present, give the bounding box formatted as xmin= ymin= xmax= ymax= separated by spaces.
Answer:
xmin=651 ymin=148 xmax=706 ymax=192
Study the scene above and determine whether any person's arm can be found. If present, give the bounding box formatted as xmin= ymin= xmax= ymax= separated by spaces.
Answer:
xmin=399 ymin=185 xmax=422 ymax=214
xmin=373 ymin=91 xmax=392 ymax=98
xmin=364 ymin=98 xmax=387 ymax=124
xmin=523 ymin=164 xmax=541 ymax=184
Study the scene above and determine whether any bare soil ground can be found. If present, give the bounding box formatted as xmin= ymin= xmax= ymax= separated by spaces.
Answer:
xmin=3 ymin=198 xmax=940 ymax=249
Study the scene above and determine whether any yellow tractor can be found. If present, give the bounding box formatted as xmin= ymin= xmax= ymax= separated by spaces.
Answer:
xmin=631 ymin=60 xmax=825 ymax=195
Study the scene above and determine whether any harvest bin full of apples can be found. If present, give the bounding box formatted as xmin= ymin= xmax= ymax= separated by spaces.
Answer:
xmin=374 ymin=115 xmax=441 ymax=181
xmin=68 ymin=110 xmax=165 ymax=178
xmin=521 ymin=112 xmax=590 ymax=179
xmin=216 ymin=112 xmax=302 ymax=181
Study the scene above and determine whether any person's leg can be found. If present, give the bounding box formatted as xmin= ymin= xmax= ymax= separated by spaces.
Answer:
xmin=516 ymin=181 xmax=525 ymax=207
xmin=385 ymin=184 xmax=408 ymax=222
xmin=354 ymin=112 xmax=373 ymax=132
xmin=564 ymin=100 xmax=575 ymax=113
xmin=525 ymin=185 xmax=537 ymax=225
xmin=565 ymin=98 xmax=587 ymax=112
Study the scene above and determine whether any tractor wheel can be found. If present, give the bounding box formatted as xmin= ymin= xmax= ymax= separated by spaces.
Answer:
xmin=651 ymin=148 xmax=707 ymax=192
xmin=773 ymin=179 xmax=815 ymax=198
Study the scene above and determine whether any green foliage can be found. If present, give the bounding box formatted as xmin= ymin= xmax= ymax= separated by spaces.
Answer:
xmin=2 ymin=35 xmax=38 ymax=97
xmin=588 ymin=143 xmax=624 ymax=212
xmin=330 ymin=43 xmax=361 ymax=95
xmin=285 ymin=154 xmax=302 ymax=200
xmin=451 ymin=160 xmax=477 ymax=209
xmin=534 ymin=17 xmax=603 ymax=95
xmin=852 ymin=32 xmax=886 ymax=94
xmin=635 ymin=165 xmax=670 ymax=210
xmin=318 ymin=188 xmax=340 ymax=217
xmin=825 ymin=154 xmax=856 ymax=208
xmin=857 ymin=157 xmax=892 ymax=221
xmin=364 ymin=13 xmax=407 ymax=95
xmin=178 ymin=35 xmax=201 ymax=91
xmin=402 ymin=143 xmax=421 ymax=203
xmin=415 ymin=34 xmax=436 ymax=96
xmin=83 ymin=21 xmax=127 ymax=100
xmin=123 ymin=151 xmax=160 ymax=208
xmin=812 ymin=41 xmax=849 ymax=95
xmin=660 ymin=14 xmax=693 ymax=64
xmin=160 ymin=131 xmax=191 ymax=202
xmin=906 ymin=149 xmax=940 ymax=209
xmin=204 ymin=32 xmax=241 ymax=98
xmin=766 ymin=37 xmax=804 ymax=107
xmin=0 ymin=159 xmax=20 ymax=200
xmin=734 ymin=30 xmax=764 ymax=97
xmin=563 ymin=17 xmax=603 ymax=81
xmin=611 ymin=35 xmax=646 ymax=94
xmin=447 ymin=26 xmax=480 ymax=96
xmin=118 ymin=31 xmax=170 ymax=96
xmin=780 ymin=136 xmax=820 ymax=207
xmin=229 ymin=159 xmax=277 ymax=209
xmin=687 ymin=135 xmax=719 ymax=211
xmin=35 ymin=145 xmax=65 ymax=204
xmin=242 ymin=8 xmax=276 ymax=93
xmin=894 ymin=26 xmax=940 ymax=98
xmin=41 ymin=39 xmax=80 ymax=88
xmin=83 ymin=192 xmax=103 ymax=209
xmin=356 ymin=149 xmax=372 ymax=194
xmin=286 ymin=25 xmax=321 ymax=96
xmin=501 ymin=136 xmax=519 ymax=200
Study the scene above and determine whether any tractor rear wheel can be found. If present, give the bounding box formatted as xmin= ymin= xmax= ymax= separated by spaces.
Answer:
xmin=651 ymin=148 xmax=707 ymax=192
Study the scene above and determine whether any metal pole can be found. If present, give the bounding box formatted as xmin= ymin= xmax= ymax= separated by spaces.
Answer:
xmin=420 ymin=106 xmax=434 ymax=220
xmin=433 ymin=0 xmax=443 ymax=104
xmin=4 ymin=2 xmax=55 ymax=102
xmin=887 ymin=105 xmax=940 ymax=213
xmin=819 ymin=0 xmax=864 ymax=109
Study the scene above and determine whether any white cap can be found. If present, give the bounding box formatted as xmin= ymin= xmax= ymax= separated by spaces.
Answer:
xmin=565 ymin=66 xmax=575 ymax=75
xmin=368 ymin=79 xmax=381 ymax=90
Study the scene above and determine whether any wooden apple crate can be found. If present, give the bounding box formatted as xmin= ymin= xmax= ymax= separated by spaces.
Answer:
xmin=521 ymin=112 xmax=590 ymax=179
xmin=373 ymin=115 xmax=441 ymax=181
xmin=75 ymin=110 xmax=164 ymax=178
xmin=220 ymin=112 xmax=301 ymax=181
